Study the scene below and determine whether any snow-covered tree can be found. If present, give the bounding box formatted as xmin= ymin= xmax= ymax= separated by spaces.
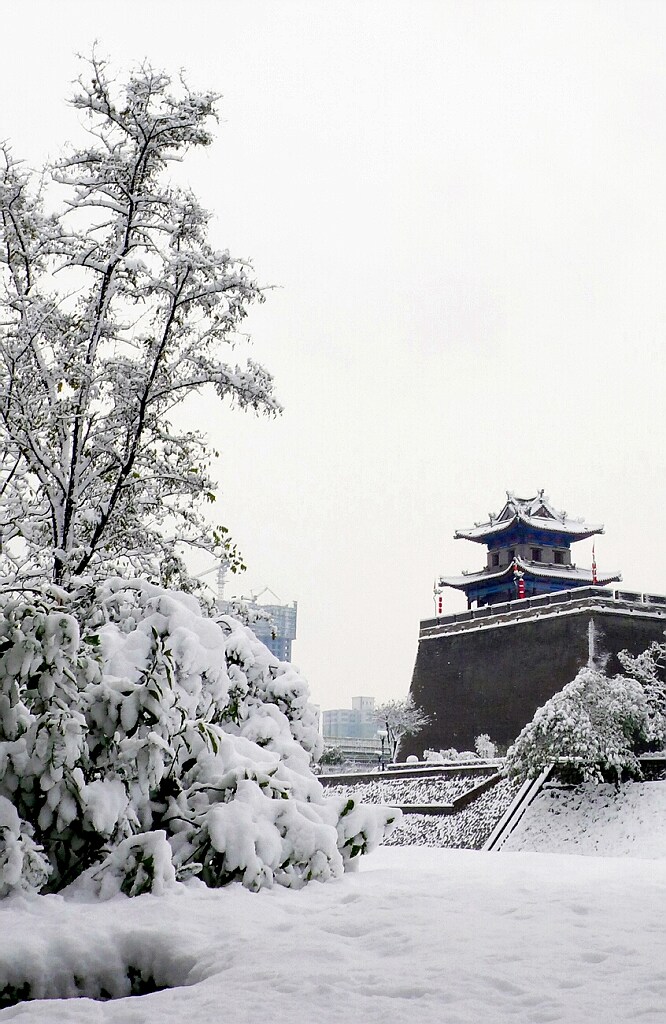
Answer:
xmin=474 ymin=733 xmax=498 ymax=759
xmin=0 ymin=55 xmax=402 ymax=901
xmin=505 ymin=665 xmax=660 ymax=784
xmin=0 ymin=580 xmax=399 ymax=897
xmin=374 ymin=697 xmax=429 ymax=762
xmin=0 ymin=53 xmax=278 ymax=588
xmin=617 ymin=641 xmax=666 ymax=732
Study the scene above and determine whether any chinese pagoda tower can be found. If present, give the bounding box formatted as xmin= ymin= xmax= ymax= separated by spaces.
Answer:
xmin=440 ymin=490 xmax=621 ymax=609
xmin=404 ymin=489 xmax=666 ymax=756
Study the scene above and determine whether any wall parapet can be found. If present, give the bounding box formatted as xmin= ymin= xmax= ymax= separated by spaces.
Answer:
xmin=421 ymin=587 xmax=666 ymax=640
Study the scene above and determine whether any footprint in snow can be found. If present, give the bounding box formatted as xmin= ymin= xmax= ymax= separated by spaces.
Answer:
xmin=580 ymin=950 xmax=608 ymax=964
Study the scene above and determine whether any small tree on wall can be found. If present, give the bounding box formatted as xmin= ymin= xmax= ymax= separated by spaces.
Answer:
xmin=374 ymin=697 xmax=430 ymax=762
xmin=617 ymin=641 xmax=666 ymax=726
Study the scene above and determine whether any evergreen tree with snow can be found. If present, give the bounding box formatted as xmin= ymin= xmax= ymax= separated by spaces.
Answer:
xmin=505 ymin=663 xmax=663 ymax=785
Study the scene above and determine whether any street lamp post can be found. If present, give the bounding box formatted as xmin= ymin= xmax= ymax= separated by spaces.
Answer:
xmin=377 ymin=728 xmax=387 ymax=772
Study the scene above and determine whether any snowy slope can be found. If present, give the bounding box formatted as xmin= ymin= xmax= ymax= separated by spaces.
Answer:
xmin=502 ymin=779 xmax=666 ymax=857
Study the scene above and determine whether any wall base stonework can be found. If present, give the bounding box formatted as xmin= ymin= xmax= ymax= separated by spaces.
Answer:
xmin=405 ymin=592 xmax=666 ymax=757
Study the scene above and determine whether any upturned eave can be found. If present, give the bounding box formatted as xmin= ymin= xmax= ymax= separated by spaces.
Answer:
xmin=439 ymin=557 xmax=621 ymax=592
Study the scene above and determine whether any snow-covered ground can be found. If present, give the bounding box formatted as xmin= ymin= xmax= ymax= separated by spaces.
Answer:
xmin=2 ymin=826 xmax=666 ymax=1022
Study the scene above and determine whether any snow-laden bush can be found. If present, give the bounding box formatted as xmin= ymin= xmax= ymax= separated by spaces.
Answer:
xmin=474 ymin=734 xmax=498 ymax=759
xmin=423 ymin=748 xmax=480 ymax=764
xmin=505 ymin=665 xmax=660 ymax=784
xmin=618 ymin=642 xmax=666 ymax=731
xmin=0 ymin=579 xmax=399 ymax=897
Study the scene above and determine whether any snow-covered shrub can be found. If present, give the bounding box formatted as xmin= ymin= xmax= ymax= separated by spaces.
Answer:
xmin=474 ymin=734 xmax=498 ymax=759
xmin=505 ymin=665 xmax=658 ymax=784
xmin=0 ymin=579 xmax=399 ymax=897
xmin=423 ymin=748 xmax=480 ymax=764
xmin=318 ymin=745 xmax=344 ymax=767
xmin=0 ymin=796 xmax=51 ymax=896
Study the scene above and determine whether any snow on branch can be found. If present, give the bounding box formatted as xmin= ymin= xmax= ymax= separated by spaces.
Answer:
xmin=0 ymin=579 xmax=399 ymax=897
xmin=0 ymin=53 xmax=278 ymax=588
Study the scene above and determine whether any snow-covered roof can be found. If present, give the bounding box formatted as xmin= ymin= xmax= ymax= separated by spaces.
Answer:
xmin=439 ymin=556 xmax=621 ymax=591
xmin=455 ymin=491 xmax=604 ymax=543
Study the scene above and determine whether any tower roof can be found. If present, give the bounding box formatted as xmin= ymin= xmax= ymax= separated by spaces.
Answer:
xmin=454 ymin=491 xmax=604 ymax=544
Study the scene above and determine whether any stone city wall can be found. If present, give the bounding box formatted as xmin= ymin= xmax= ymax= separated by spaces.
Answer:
xmin=405 ymin=605 xmax=666 ymax=756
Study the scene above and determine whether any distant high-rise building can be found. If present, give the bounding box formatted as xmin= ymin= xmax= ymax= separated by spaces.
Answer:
xmin=323 ymin=696 xmax=377 ymax=740
xmin=322 ymin=696 xmax=381 ymax=764
xmin=250 ymin=600 xmax=298 ymax=662
xmin=351 ymin=696 xmax=375 ymax=715
xmin=217 ymin=567 xmax=297 ymax=662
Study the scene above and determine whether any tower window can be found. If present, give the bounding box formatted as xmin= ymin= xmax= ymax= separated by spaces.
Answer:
xmin=531 ymin=548 xmax=542 ymax=562
xmin=553 ymin=550 xmax=565 ymax=565
xmin=491 ymin=552 xmax=499 ymax=567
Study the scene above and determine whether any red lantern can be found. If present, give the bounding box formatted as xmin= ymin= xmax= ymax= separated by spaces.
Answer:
xmin=513 ymin=560 xmax=525 ymax=600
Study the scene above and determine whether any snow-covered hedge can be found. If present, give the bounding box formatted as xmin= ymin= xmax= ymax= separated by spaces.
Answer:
xmin=0 ymin=579 xmax=399 ymax=897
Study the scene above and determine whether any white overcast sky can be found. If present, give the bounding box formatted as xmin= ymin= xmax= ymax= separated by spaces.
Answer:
xmin=3 ymin=1 xmax=666 ymax=711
